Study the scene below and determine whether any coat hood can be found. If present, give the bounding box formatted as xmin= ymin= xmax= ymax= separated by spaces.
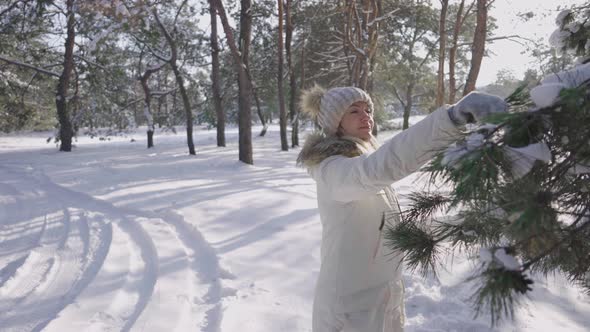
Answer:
xmin=296 ymin=132 xmax=379 ymax=168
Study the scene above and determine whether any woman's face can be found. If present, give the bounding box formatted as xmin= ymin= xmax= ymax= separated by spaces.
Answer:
xmin=338 ymin=101 xmax=373 ymax=141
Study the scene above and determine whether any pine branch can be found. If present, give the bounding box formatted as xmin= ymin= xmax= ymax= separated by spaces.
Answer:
xmin=385 ymin=20 xmax=590 ymax=325
xmin=441 ymin=207 xmax=508 ymax=248
xmin=402 ymin=192 xmax=452 ymax=223
xmin=384 ymin=219 xmax=443 ymax=278
xmin=469 ymin=266 xmax=533 ymax=326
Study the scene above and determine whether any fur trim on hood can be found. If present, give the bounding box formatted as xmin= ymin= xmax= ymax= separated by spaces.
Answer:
xmin=297 ymin=132 xmax=379 ymax=168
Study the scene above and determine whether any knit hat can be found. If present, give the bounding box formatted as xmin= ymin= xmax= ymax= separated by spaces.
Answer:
xmin=300 ymin=85 xmax=374 ymax=135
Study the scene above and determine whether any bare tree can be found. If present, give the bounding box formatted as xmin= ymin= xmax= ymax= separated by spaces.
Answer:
xmin=383 ymin=2 xmax=438 ymax=130
xmin=152 ymin=3 xmax=195 ymax=155
xmin=212 ymin=0 xmax=253 ymax=164
xmin=435 ymin=0 xmax=448 ymax=107
xmin=277 ymin=0 xmax=288 ymax=151
xmin=285 ymin=0 xmax=298 ymax=147
xmin=448 ymin=0 xmax=472 ymax=103
xmin=209 ymin=0 xmax=225 ymax=147
xmin=252 ymin=76 xmax=268 ymax=137
xmin=463 ymin=0 xmax=487 ymax=95
xmin=138 ymin=55 xmax=165 ymax=148
xmin=55 ymin=0 xmax=76 ymax=152
xmin=238 ymin=0 xmax=253 ymax=163
xmin=342 ymin=0 xmax=382 ymax=91
xmin=300 ymin=36 xmax=306 ymax=90
xmin=391 ymin=33 xmax=436 ymax=130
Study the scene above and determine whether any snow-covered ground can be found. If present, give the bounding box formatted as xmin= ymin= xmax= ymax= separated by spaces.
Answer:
xmin=0 ymin=123 xmax=589 ymax=332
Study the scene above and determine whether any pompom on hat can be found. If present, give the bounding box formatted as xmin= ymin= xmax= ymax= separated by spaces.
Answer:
xmin=300 ymin=84 xmax=374 ymax=135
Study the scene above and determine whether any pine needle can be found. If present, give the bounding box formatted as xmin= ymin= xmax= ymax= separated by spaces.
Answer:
xmin=384 ymin=220 xmax=441 ymax=278
xmin=402 ymin=192 xmax=452 ymax=223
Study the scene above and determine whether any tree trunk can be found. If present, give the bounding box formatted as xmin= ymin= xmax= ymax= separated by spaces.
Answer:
xmin=156 ymin=71 xmax=163 ymax=126
xmin=212 ymin=0 xmax=254 ymax=164
xmin=56 ymin=0 xmax=75 ymax=152
xmin=448 ymin=0 xmax=466 ymax=103
xmin=436 ymin=0 xmax=448 ymax=107
xmin=153 ymin=7 xmax=195 ymax=155
xmin=254 ymin=89 xmax=268 ymax=137
xmin=369 ymin=50 xmax=378 ymax=137
xmin=286 ymin=0 xmax=298 ymax=147
xmin=238 ymin=0 xmax=253 ymax=164
xmin=172 ymin=64 xmax=195 ymax=155
xmin=463 ymin=0 xmax=487 ymax=95
xmin=141 ymin=82 xmax=155 ymax=148
xmin=140 ymin=63 xmax=163 ymax=149
xmin=71 ymin=65 xmax=80 ymax=134
xmin=300 ymin=38 xmax=317 ymax=130
xmin=403 ymin=82 xmax=414 ymax=130
xmin=209 ymin=1 xmax=225 ymax=147
xmin=339 ymin=0 xmax=381 ymax=135
xmin=163 ymin=71 xmax=169 ymax=127
xmin=343 ymin=0 xmax=380 ymax=89
xmin=300 ymin=37 xmax=306 ymax=90
xmin=277 ymin=0 xmax=288 ymax=151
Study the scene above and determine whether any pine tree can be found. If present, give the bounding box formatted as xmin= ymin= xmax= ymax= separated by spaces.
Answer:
xmin=385 ymin=6 xmax=590 ymax=326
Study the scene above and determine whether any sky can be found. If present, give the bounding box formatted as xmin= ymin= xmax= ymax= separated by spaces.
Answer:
xmin=478 ymin=0 xmax=585 ymax=85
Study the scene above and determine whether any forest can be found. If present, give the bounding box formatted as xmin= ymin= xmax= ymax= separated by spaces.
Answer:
xmin=1 ymin=1 xmax=590 ymax=330
xmin=1 ymin=0 xmax=579 ymax=163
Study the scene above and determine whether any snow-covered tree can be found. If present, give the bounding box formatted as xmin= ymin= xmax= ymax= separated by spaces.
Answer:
xmin=385 ymin=6 xmax=590 ymax=326
xmin=549 ymin=3 xmax=590 ymax=61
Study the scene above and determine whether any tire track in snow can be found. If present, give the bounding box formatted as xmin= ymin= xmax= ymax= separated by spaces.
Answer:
xmin=0 ymin=248 xmax=55 ymax=312
xmin=0 ymin=216 xmax=47 ymax=290
xmin=31 ymin=211 xmax=113 ymax=332
xmin=132 ymin=217 xmax=198 ymax=332
xmin=0 ymin=166 xmax=49 ymax=277
xmin=0 ymin=255 xmax=29 ymax=290
xmin=0 ymin=209 xmax=112 ymax=332
xmin=1 ymin=163 xmax=233 ymax=331
xmin=44 ymin=219 xmax=133 ymax=332
xmin=156 ymin=209 xmax=236 ymax=332
xmin=56 ymin=208 xmax=72 ymax=249
xmin=0 ymin=209 xmax=66 ymax=316
xmin=64 ymin=209 xmax=220 ymax=332
xmin=0 ymin=210 xmax=61 ymax=330
xmin=0 ymin=167 xmax=158 ymax=331
xmin=0 ymin=166 xmax=113 ymax=331
xmin=26 ymin=166 xmax=160 ymax=332
xmin=41 ymin=217 xmax=157 ymax=332
xmin=118 ymin=216 xmax=159 ymax=332
xmin=38 ymin=180 xmax=228 ymax=331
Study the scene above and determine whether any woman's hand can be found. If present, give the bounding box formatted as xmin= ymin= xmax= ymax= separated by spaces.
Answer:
xmin=447 ymin=91 xmax=508 ymax=125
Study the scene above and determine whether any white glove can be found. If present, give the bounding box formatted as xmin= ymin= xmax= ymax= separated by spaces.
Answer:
xmin=447 ymin=91 xmax=508 ymax=125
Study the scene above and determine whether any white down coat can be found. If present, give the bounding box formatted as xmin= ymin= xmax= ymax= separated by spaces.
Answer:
xmin=298 ymin=106 xmax=461 ymax=314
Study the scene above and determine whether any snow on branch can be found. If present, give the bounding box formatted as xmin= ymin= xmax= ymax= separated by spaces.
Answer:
xmin=87 ymin=23 xmax=121 ymax=53
xmin=457 ymin=35 xmax=537 ymax=48
xmin=0 ymin=55 xmax=60 ymax=78
xmin=367 ymin=8 xmax=399 ymax=28
xmin=0 ymin=0 xmax=23 ymax=18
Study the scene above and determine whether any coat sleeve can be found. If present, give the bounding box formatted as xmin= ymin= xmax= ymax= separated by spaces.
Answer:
xmin=312 ymin=106 xmax=461 ymax=202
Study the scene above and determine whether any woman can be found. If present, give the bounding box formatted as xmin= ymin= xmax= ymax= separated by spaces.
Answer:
xmin=297 ymin=85 xmax=507 ymax=332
